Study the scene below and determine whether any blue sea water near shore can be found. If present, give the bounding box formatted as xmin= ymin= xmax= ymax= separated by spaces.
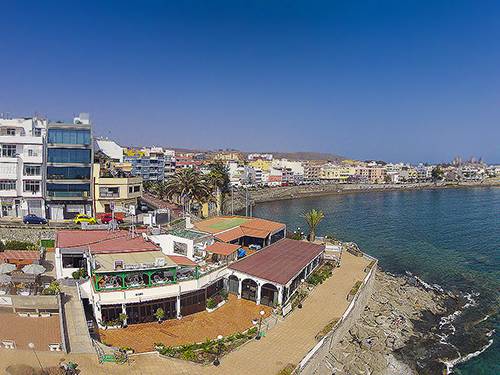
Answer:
xmin=252 ymin=187 xmax=499 ymax=374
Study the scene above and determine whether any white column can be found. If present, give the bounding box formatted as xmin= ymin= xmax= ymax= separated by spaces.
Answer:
xmin=237 ymin=278 xmax=243 ymax=299
xmin=121 ymin=303 xmax=127 ymax=325
xmin=176 ymin=295 xmax=181 ymax=319
xmin=256 ymin=282 xmax=262 ymax=305
xmin=277 ymin=286 xmax=283 ymax=306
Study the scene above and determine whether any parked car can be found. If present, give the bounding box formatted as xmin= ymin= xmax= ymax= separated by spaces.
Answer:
xmin=23 ymin=214 xmax=48 ymax=225
xmin=73 ymin=214 xmax=97 ymax=225
xmin=101 ymin=213 xmax=124 ymax=224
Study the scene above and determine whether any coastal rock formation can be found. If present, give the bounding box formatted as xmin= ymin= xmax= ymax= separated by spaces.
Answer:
xmin=326 ymin=271 xmax=447 ymax=375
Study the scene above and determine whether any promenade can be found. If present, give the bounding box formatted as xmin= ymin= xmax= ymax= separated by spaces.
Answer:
xmin=1 ymin=251 xmax=370 ymax=375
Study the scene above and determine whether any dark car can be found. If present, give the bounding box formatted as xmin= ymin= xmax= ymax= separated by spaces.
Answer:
xmin=101 ymin=213 xmax=124 ymax=224
xmin=23 ymin=214 xmax=48 ymax=225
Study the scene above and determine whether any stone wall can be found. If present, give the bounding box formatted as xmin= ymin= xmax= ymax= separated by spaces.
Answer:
xmin=296 ymin=257 xmax=378 ymax=374
xmin=0 ymin=226 xmax=56 ymax=244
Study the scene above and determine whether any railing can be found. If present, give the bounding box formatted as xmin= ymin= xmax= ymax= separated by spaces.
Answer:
xmin=47 ymin=191 xmax=88 ymax=198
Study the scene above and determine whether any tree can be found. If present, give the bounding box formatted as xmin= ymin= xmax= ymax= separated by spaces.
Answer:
xmin=164 ymin=168 xmax=212 ymax=214
xmin=118 ymin=313 xmax=128 ymax=328
xmin=302 ymin=209 xmax=325 ymax=242
xmin=154 ymin=308 xmax=165 ymax=324
xmin=431 ymin=166 xmax=444 ymax=182
xmin=207 ymin=162 xmax=230 ymax=214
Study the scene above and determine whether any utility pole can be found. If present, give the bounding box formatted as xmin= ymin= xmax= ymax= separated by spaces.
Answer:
xmin=245 ymin=187 xmax=248 ymax=216
xmin=231 ymin=185 xmax=234 ymax=215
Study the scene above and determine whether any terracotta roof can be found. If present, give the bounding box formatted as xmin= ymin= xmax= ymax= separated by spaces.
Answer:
xmin=0 ymin=312 xmax=62 ymax=351
xmin=167 ymin=255 xmax=197 ymax=267
xmin=242 ymin=218 xmax=285 ymax=233
xmin=215 ymin=227 xmax=245 ymax=242
xmin=0 ymin=250 xmax=40 ymax=263
xmin=206 ymin=242 xmax=241 ymax=256
xmin=241 ymin=227 xmax=270 ymax=239
xmin=56 ymin=230 xmax=159 ymax=254
xmin=229 ymin=239 xmax=324 ymax=285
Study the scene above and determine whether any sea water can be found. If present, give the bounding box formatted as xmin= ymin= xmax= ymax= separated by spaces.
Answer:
xmin=252 ymin=187 xmax=499 ymax=374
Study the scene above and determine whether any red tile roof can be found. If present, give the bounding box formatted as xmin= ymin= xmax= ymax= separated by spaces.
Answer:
xmin=56 ymin=230 xmax=159 ymax=254
xmin=0 ymin=250 xmax=40 ymax=263
xmin=215 ymin=227 xmax=245 ymax=242
xmin=206 ymin=242 xmax=241 ymax=256
xmin=228 ymin=239 xmax=324 ymax=285
xmin=167 ymin=255 xmax=197 ymax=267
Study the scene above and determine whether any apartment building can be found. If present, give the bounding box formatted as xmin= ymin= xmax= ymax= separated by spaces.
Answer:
xmin=0 ymin=117 xmax=47 ymax=218
xmin=124 ymin=147 xmax=165 ymax=182
xmin=272 ymin=159 xmax=304 ymax=184
xmin=355 ymin=166 xmax=387 ymax=184
xmin=92 ymin=163 xmax=142 ymax=214
xmin=303 ymin=161 xmax=323 ymax=183
xmin=45 ymin=114 xmax=93 ymax=220
xmin=164 ymin=149 xmax=176 ymax=178
xmin=320 ymin=164 xmax=356 ymax=182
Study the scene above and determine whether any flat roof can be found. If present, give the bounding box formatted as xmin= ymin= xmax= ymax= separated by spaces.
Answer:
xmin=94 ymin=251 xmax=175 ymax=273
xmin=0 ymin=250 xmax=40 ymax=262
xmin=206 ymin=242 xmax=241 ymax=256
xmin=167 ymin=228 xmax=210 ymax=240
xmin=194 ymin=216 xmax=252 ymax=233
xmin=57 ymin=230 xmax=159 ymax=254
xmin=195 ymin=216 xmax=285 ymax=239
xmin=167 ymin=255 xmax=197 ymax=267
xmin=0 ymin=312 xmax=62 ymax=351
xmin=228 ymin=238 xmax=324 ymax=285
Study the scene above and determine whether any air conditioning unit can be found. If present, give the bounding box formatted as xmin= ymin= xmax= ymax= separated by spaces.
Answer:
xmin=155 ymin=258 xmax=166 ymax=267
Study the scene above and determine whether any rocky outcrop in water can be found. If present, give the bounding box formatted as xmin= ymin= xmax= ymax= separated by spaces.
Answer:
xmin=327 ymin=271 xmax=449 ymax=375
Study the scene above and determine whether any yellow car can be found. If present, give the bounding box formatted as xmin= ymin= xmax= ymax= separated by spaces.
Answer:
xmin=73 ymin=214 xmax=97 ymax=225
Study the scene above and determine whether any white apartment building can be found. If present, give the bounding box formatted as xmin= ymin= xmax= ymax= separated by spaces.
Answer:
xmin=272 ymin=159 xmax=305 ymax=183
xmin=164 ymin=149 xmax=176 ymax=178
xmin=0 ymin=117 xmax=47 ymax=218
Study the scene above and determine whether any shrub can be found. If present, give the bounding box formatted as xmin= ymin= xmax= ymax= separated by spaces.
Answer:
xmin=220 ymin=290 xmax=229 ymax=300
xmin=72 ymin=268 xmax=87 ymax=279
xmin=0 ymin=241 xmax=4 ymax=252
xmin=206 ymin=297 xmax=217 ymax=309
xmin=42 ymin=281 xmax=61 ymax=295
xmin=154 ymin=307 xmax=165 ymax=321
xmin=180 ymin=349 xmax=196 ymax=361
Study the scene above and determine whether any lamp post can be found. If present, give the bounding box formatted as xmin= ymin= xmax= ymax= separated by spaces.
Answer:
xmin=28 ymin=342 xmax=45 ymax=374
xmin=213 ymin=334 xmax=223 ymax=366
xmin=255 ymin=310 xmax=265 ymax=340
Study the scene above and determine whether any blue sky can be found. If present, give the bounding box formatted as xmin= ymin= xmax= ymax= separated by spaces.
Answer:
xmin=1 ymin=1 xmax=499 ymax=163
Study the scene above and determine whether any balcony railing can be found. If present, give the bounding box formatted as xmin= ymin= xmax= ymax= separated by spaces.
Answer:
xmin=47 ymin=191 xmax=89 ymax=198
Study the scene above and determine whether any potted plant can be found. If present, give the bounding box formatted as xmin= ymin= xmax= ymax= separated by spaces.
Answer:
xmin=118 ymin=313 xmax=128 ymax=328
xmin=154 ymin=307 xmax=165 ymax=324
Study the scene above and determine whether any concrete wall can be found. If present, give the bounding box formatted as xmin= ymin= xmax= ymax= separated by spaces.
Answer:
xmin=296 ymin=258 xmax=378 ymax=374
xmin=0 ymin=226 xmax=55 ymax=243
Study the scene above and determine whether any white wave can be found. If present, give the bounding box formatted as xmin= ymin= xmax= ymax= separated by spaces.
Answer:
xmin=442 ymin=330 xmax=495 ymax=374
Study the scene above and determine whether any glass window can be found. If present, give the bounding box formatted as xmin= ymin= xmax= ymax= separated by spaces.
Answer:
xmin=23 ymin=180 xmax=40 ymax=193
xmin=47 ymin=129 xmax=91 ymax=145
xmin=47 ymin=148 xmax=91 ymax=164
xmin=6 ymin=128 xmax=15 ymax=135
xmin=99 ymin=187 xmax=119 ymax=197
xmin=1 ymin=144 xmax=17 ymax=157
xmin=47 ymin=166 xmax=91 ymax=180
xmin=0 ymin=180 xmax=16 ymax=190
xmin=47 ymin=183 xmax=90 ymax=197
xmin=24 ymin=165 xmax=41 ymax=176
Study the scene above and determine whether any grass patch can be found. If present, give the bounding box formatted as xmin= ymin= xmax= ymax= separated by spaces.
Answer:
xmin=277 ymin=364 xmax=296 ymax=375
xmin=315 ymin=318 xmax=340 ymax=340
xmin=208 ymin=217 xmax=250 ymax=231
xmin=349 ymin=281 xmax=363 ymax=296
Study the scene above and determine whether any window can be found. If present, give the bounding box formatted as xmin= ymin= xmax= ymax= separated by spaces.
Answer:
xmin=1 ymin=144 xmax=17 ymax=157
xmin=47 ymin=166 xmax=90 ymax=180
xmin=47 ymin=183 xmax=90 ymax=197
xmin=47 ymin=148 xmax=91 ymax=164
xmin=34 ymin=128 xmax=42 ymax=137
xmin=0 ymin=180 xmax=16 ymax=190
xmin=47 ymin=128 xmax=91 ymax=145
xmin=23 ymin=180 xmax=41 ymax=193
xmin=6 ymin=128 xmax=15 ymax=136
xmin=24 ymin=165 xmax=41 ymax=176
xmin=99 ymin=187 xmax=119 ymax=198
xmin=173 ymin=241 xmax=188 ymax=256
xmin=128 ymin=185 xmax=140 ymax=193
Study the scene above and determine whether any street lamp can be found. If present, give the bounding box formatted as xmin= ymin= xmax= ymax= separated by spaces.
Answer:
xmin=28 ymin=342 xmax=45 ymax=374
xmin=255 ymin=310 xmax=265 ymax=340
xmin=213 ymin=334 xmax=224 ymax=366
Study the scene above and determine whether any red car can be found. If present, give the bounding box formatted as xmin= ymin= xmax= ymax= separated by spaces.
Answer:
xmin=100 ymin=213 xmax=124 ymax=224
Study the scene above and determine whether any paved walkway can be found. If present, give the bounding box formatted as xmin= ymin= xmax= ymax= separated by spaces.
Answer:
xmin=61 ymin=284 xmax=94 ymax=354
xmin=1 ymin=252 xmax=370 ymax=374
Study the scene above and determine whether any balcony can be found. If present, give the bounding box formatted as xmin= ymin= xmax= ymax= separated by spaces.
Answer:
xmin=47 ymin=191 xmax=89 ymax=198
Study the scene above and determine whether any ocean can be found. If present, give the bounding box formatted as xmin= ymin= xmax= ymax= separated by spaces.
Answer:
xmin=251 ymin=186 xmax=499 ymax=374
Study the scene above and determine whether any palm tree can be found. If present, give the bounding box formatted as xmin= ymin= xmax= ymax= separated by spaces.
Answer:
xmin=302 ymin=209 xmax=325 ymax=242
xmin=164 ymin=168 xmax=212 ymax=215
xmin=207 ymin=162 xmax=230 ymax=215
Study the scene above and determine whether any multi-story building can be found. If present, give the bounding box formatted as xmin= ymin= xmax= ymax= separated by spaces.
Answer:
xmin=0 ymin=116 xmax=47 ymax=218
xmin=247 ymin=153 xmax=273 ymax=161
xmin=124 ymin=147 xmax=165 ymax=182
xmin=45 ymin=114 xmax=93 ymax=220
xmin=92 ymin=163 xmax=142 ymax=214
xmin=175 ymin=153 xmax=203 ymax=171
xmin=320 ymin=164 xmax=356 ymax=182
xmin=248 ymin=158 xmax=272 ymax=173
xmin=211 ymin=150 xmax=243 ymax=162
xmin=164 ymin=149 xmax=176 ymax=178
xmin=355 ymin=166 xmax=387 ymax=184
xmin=303 ymin=161 xmax=324 ymax=183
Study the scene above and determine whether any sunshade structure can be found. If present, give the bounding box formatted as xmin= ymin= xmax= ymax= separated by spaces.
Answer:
xmin=22 ymin=264 xmax=46 ymax=275
xmin=0 ymin=274 xmax=12 ymax=284
xmin=0 ymin=263 xmax=16 ymax=274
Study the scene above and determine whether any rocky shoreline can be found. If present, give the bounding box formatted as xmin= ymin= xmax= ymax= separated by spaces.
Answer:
xmin=326 ymin=270 xmax=467 ymax=375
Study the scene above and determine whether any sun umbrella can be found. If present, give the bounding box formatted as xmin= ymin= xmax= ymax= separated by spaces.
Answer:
xmin=0 ymin=263 xmax=16 ymax=274
xmin=22 ymin=264 xmax=46 ymax=275
xmin=0 ymin=274 xmax=12 ymax=284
